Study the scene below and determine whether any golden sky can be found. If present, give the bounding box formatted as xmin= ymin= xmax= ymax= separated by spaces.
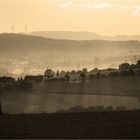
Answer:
xmin=0 ymin=0 xmax=140 ymax=35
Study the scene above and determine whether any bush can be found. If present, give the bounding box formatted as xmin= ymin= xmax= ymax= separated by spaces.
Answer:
xmin=120 ymin=69 xmax=135 ymax=76
xmin=108 ymin=71 xmax=119 ymax=77
xmin=89 ymin=74 xmax=96 ymax=79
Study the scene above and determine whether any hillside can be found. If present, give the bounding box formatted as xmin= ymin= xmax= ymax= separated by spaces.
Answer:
xmin=0 ymin=111 xmax=140 ymax=138
xmin=29 ymin=31 xmax=140 ymax=41
xmin=0 ymin=33 xmax=140 ymax=55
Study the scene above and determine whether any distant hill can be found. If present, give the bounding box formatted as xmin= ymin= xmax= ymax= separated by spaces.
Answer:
xmin=0 ymin=33 xmax=140 ymax=56
xmin=0 ymin=33 xmax=140 ymax=76
xmin=29 ymin=31 xmax=140 ymax=41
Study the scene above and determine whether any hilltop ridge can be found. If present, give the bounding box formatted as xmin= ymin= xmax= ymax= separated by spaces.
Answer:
xmin=29 ymin=31 xmax=140 ymax=41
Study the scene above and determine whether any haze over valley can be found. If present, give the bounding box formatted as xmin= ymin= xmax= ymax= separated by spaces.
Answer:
xmin=0 ymin=33 xmax=140 ymax=77
xmin=29 ymin=31 xmax=140 ymax=41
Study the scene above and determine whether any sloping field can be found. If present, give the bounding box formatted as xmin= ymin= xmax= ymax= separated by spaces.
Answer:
xmin=41 ymin=75 xmax=140 ymax=97
xmin=0 ymin=110 xmax=140 ymax=138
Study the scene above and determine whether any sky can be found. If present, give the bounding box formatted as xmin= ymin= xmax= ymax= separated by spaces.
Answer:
xmin=0 ymin=0 xmax=140 ymax=35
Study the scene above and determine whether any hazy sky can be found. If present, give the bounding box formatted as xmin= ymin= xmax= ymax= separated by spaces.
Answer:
xmin=0 ymin=0 xmax=140 ymax=35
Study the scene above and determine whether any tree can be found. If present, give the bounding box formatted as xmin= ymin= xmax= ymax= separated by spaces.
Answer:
xmin=119 ymin=63 xmax=130 ymax=71
xmin=56 ymin=70 xmax=60 ymax=77
xmin=96 ymin=72 xmax=101 ymax=78
xmin=44 ymin=69 xmax=55 ymax=80
xmin=65 ymin=73 xmax=70 ymax=81
xmin=71 ymin=70 xmax=76 ymax=74
xmin=130 ymin=64 xmax=137 ymax=69
xmin=136 ymin=60 xmax=140 ymax=68
xmin=80 ymin=72 xmax=86 ymax=81
xmin=83 ymin=68 xmax=88 ymax=73
xmin=89 ymin=74 xmax=95 ymax=79
xmin=108 ymin=71 xmax=119 ymax=77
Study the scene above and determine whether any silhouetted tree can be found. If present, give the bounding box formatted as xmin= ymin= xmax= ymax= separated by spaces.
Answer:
xmin=136 ymin=60 xmax=140 ymax=68
xmin=71 ymin=70 xmax=76 ymax=74
xmin=96 ymin=72 xmax=101 ymax=78
xmin=83 ymin=68 xmax=88 ymax=73
xmin=77 ymin=70 xmax=82 ymax=74
xmin=24 ymin=75 xmax=43 ymax=82
xmin=130 ymin=64 xmax=137 ymax=69
xmin=44 ymin=69 xmax=55 ymax=80
xmin=129 ymin=68 xmax=135 ymax=75
xmin=0 ymin=76 xmax=15 ymax=83
xmin=108 ymin=71 xmax=119 ymax=77
xmin=65 ymin=73 xmax=70 ymax=81
xmin=119 ymin=63 xmax=130 ymax=71
xmin=56 ymin=70 xmax=60 ymax=77
xmin=89 ymin=74 xmax=95 ymax=79
xmin=120 ymin=68 xmax=134 ymax=76
xmin=80 ymin=72 xmax=86 ymax=81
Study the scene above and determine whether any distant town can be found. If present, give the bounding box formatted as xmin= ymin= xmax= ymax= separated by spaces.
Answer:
xmin=0 ymin=60 xmax=140 ymax=91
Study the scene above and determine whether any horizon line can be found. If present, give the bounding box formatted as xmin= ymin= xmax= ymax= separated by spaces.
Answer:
xmin=1 ymin=30 xmax=140 ymax=37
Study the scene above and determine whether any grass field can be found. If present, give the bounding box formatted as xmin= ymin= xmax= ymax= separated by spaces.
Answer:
xmin=0 ymin=110 xmax=140 ymax=138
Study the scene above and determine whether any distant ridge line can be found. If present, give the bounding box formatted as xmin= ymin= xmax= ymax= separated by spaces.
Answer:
xmin=28 ymin=31 xmax=140 ymax=41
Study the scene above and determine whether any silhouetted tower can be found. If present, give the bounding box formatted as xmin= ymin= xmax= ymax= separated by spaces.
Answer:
xmin=11 ymin=25 xmax=15 ymax=33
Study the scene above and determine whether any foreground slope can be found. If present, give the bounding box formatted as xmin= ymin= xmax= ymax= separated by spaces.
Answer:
xmin=0 ymin=110 xmax=140 ymax=138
